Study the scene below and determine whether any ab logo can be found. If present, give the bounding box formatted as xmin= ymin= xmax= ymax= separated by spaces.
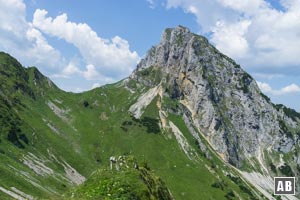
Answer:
xmin=274 ymin=177 xmax=295 ymax=195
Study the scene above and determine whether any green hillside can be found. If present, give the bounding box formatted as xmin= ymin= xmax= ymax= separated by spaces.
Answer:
xmin=64 ymin=155 xmax=173 ymax=200
xmin=0 ymin=52 xmax=263 ymax=199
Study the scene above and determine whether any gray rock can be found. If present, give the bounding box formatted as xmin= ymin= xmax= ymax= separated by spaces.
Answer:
xmin=130 ymin=25 xmax=299 ymax=169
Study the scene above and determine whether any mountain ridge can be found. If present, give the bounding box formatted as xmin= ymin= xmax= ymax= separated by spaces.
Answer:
xmin=131 ymin=25 xmax=298 ymax=163
xmin=128 ymin=25 xmax=300 ymax=198
xmin=0 ymin=26 xmax=299 ymax=199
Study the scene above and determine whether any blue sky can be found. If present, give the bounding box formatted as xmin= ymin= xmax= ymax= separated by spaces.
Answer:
xmin=0 ymin=0 xmax=300 ymax=111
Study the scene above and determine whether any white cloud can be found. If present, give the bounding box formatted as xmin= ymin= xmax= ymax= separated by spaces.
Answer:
xmin=0 ymin=1 xmax=140 ymax=91
xmin=257 ymin=81 xmax=300 ymax=95
xmin=166 ymin=0 xmax=231 ymax=32
xmin=147 ymin=0 xmax=156 ymax=8
xmin=252 ymin=73 xmax=285 ymax=80
xmin=74 ymin=87 xmax=84 ymax=93
xmin=62 ymin=61 xmax=81 ymax=76
xmin=211 ymin=20 xmax=251 ymax=58
xmin=257 ymin=81 xmax=273 ymax=93
xmin=281 ymin=84 xmax=300 ymax=93
xmin=0 ymin=0 xmax=26 ymax=35
xmin=32 ymin=9 xmax=140 ymax=80
xmin=0 ymin=0 xmax=64 ymax=73
xmin=165 ymin=0 xmax=300 ymax=75
xmin=216 ymin=0 xmax=267 ymax=15
xmin=25 ymin=26 xmax=63 ymax=69
xmin=82 ymin=65 xmax=100 ymax=80
xmin=91 ymin=83 xmax=101 ymax=89
xmin=61 ymin=61 xmax=98 ymax=80
xmin=61 ymin=62 xmax=116 ymax=83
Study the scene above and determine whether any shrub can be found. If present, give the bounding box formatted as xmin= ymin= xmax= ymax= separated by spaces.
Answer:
xmin=211 ymin=181 xmax=227 ymax=190
xmin=239 ymin=185 xmax=254 ymax=197
xmin=279 ymin=163 xmax=294 ymax=177
xmin=7 ymin=128 xmax=25 ymax=149
xmin=275 ymin=104 xmax=300 ymax=121
xmin=83 ymin=100 xmax=89 ymax=108
xmin=270 ymin=163 xmax=277 ymax=173
xmin=225 ymin=190 xmax=235 ymax=200
xmin=141 ymin=117 xmax=160 ymax=134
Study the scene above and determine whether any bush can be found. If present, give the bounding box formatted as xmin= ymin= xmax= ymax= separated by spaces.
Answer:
xmin=225 ymin=190 xmax=235 ymax=200
xmin=0 ymin=149 xmax=5 ymax=154
xmin=239 ymin=72 xmax=252 ymax=93
xmin=128 ymin=116 xmax=160 ymax=134
xmin=7 ymin=128 xmax=25 ymax=149
xmin=83 ymin=100 xmax=89 ymax=108
xmin=274 ymin=104 xmax=300 ymax=121
xmin=122 ymin=121 xmax=133 ymax=126
xmin=260 ymin=92 xmax=271 ymax=102
xmin=227 ymin=174 xmax=242 ymax=184
xmin=211 ymin=181 xmax=227 ymax=190
xmin=19 ymin=133 xmax=29 ymax=144
xmin=270 ymin=163 xmax=277 ymax=173
xmin=279 ymin=163 xmax=294 ymax=177
xmin=239 ymin=185 xmax=259 ymax=199
xmin=141 ymin=117 xmax=160 ymax=134
xmin=120 ymin=126 xmax=128 ymax=132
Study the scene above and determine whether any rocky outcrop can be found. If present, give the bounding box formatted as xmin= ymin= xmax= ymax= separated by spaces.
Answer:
xmin=130 ymin=26 xmax=300 ymax=170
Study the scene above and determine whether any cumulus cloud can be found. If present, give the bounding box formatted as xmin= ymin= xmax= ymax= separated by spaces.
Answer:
xmin=91 ymin=83 xmax=101 ymax=89
xmin=166 ymin=0 xmax=230 ymax=32
xmin=32 ymin=9 xmax=140 ymax=80
xmin=62 ymin=61 xmax=81 ymax=76
xmin=0 ymin=0 xmax=64 ymax=72
xmin=1 ymin=0 xmax=140 ymax=91
xmin=25 ymin=26 xmax=63 ymax=70
xmin=165 ymin=0 xmax=300 ymax=75
xmin=60 ymin=61 xmax=115 ymax=84
xmin=211 ymin=20 xmax=251 ymax=59
xmin=257 ymin=81 xmax=300 ymax=95
xmin=82 ymin=65 xmax=100 ymax=80
xmin=216 ymin=0 xmax=267 ymax=15
xmin=0 ymin=0 xmax=26 ymax=36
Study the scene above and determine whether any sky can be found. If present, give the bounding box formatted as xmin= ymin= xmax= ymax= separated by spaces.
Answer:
xmin=0 ymin=0 xmax=300 ymax=111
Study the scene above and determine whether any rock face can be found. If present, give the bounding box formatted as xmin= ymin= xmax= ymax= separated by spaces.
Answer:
xmin=130 ymin=26 xmax=300 ymax=169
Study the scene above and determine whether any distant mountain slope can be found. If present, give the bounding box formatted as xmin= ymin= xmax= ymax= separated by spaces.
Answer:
xmin=0 ymin=25 xmax=299 ymax=200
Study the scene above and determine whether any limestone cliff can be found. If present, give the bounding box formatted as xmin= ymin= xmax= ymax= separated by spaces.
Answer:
xmin=129 ymin=26 xmax=300 ymax=196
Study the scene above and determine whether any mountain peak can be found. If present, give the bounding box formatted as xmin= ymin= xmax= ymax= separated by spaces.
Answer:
xmin=130 ymin=27 xmax=299 ymax=169
xmin=161 ymin=25 xmax=191 ymax=43
xmin=1 ymin=28 xmax=300 ymax=199
xmin=135 ymin=26 xmax=210 ymax=74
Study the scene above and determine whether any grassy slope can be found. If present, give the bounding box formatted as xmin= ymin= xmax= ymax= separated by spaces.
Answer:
xmin=63 ymin=82 xmax=261 ymax=200
xmin=64 ymin=155 xmax=173 ymax=200
xmin=0 ymin=53 xmax=262 ymax=199
xmin=0 ymin=78 xmax=262 ymax=199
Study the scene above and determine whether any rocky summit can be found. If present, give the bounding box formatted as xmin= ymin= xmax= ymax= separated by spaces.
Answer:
xmin=0 ymin=26 xmax=299 ymax=199
xmin=130 ymin=25 xmax=300 ymax=197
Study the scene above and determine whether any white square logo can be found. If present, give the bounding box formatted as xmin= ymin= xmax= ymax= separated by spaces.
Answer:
xmin=274 ymin=177 xmax=295 ymax=195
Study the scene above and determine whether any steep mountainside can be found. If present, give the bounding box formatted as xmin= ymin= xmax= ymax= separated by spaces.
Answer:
xmin=129 ymin=26 xmax=300 ymax=199
xmin=0 ymin=26 xmax=299 ymax=200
